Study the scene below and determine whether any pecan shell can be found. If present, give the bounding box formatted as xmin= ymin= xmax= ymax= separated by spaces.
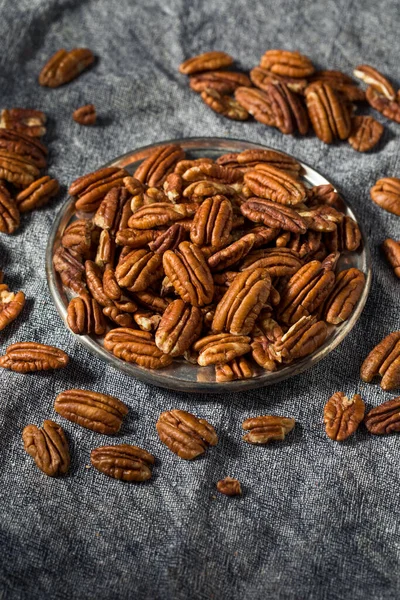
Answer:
xmin=364 ymin=397 xmax=400 ymax=435
xmin=179 ymin=51 xmax=233 ymax=75
xmin=73 ymin=104 xmax=96 ymax=126
xmin=155 ymin=299 xmax=202 ymax=357
xmin=360 ymin=331 xmax=400 ymax=391
xmin=244 ymin=165 xmax=306 ymax=206
xmin=22 ymin=420 xmax=70 ymax=477
xmin=55 ymin=389 xmax=128 ymax=434
xmin=382 ymin=239 xmax=400 ymax=278
xmin=305 ymin=82 xmax=351 ymax=143
xmin=260 ymin=50 xmax=315 ymax=78
xmin=39 ymin=48 xmax=95 ymax=87
xmin=370 ymin=177 xmax=400 ymax=216
xmin=323 ymin=392 xmax=365 ymax=441
xmin=348 ymin=116 xmax=384 ymax=152
xmin=323 ymin=268 xmax=365 ymax=325
xmin=156 ymin=409 xmax=218 ymax=460
xmin=216 ymin=477 xmax=242 ymax=496
xmin=91 ymin=445 xmax=154 ymax=482
xmin=190 ymin=195 xmax=233 ymax=248
xmin=242 ymin=414 xmax=295 ymax=444
xmin=0 ymin=342 xmax=69 ymax=373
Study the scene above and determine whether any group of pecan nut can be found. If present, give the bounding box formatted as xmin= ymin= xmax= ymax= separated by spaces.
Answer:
xmin=51 ymin=143 xmax=368 ymax=382
xmin=179 ymin=50 xmax=400 ymax=153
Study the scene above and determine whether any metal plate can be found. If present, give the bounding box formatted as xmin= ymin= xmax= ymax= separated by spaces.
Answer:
xmin=46 ymin=137 xmax=371 ymax=393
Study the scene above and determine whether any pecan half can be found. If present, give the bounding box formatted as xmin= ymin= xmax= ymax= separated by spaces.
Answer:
xmin=190 ymin=71 xmax=251 ymax=94
xmin=73 ymin=104 xmax=96 ymax=125
xmin=269 ymin=315 xmax=328 ymax=363
xmin=104 ymin=328 xmax=152 ymax=351
xmin=305 ymin=82 xmax=351 ymax=143
xmin=0 ymin=150 xmax=39 ymax=187
xmin=111 ymin=333 xmax=173 ymax=369
xmin=156 ymin=409 xmax=218 ymax=460
xmin=148 ymin=223 xmax=186 ymax=254
xmin=250 ymin=66 xmax=308 ymax=95
xmin=234 ymin=87 xmax=276 ymax=125
xmin=155 ymin=299 xmax=202 ymax=357
xmin=15 ymin=176 xmax=59 ymax=212
xmin=91 ymin=445 xmax=154 ymax=482
xmin=201 ymin=89 xmax=249 ymax=120
xmin=133 ymin=290 xmax=171 ymax=313
xmin=306 ymin=184 xmax=345 ymax=213
xmin=55 ymin=389 xmax=128 ymax=434
xmin=360 ymin=331 xmax=400 ymax=391
xmin=382 ymin=239 xmax=400 ymax=278
xmin=85 ymin=260 xmax=112 ymax=307
xmin=134 ymin=145 xmax=185 ymax=187
xmin=93 ymin=186 xmax=131 ymax=233
xmin=0 ymin=185 xmax=19 ymax=233
xmin=365 ymin=86 xmax=400 ymax=124
xmin=348 ymin=116 xmax=384 ymax=152
xmin=163 ymin=173 xmax=183 ymax=202
xmin=193 ymin=333 xmax=251 ymax=366
xmin=69 ymin=167 xmax=129 ymax=213
xmin=215 ymin=357 xmax=254 ymax=382
xmin=179 ymin=51 xmax=233 ymax=75
xmin=67 ymin=294 xmax=106 ymax=336
xmin=308 ymin=70 xmax=365 ymax=102
xmin=260 ymin=50 xmax=315 ymax=78
xmin=0 ymin=342 xmax=69 ymax=372
xmin=0 ymin=129 xmax=48 ymax=169
xmin=364 ymin=397 xmax=400 ymax=435
xmin=182 ymin=162 xmax=243 ymax=185
xmin=322 ymin=268 xmax=365 ymax=325
xmin=115 ymin=249 xmax=163 ymax=291
xmin=242 ymin=414 xmax=295 ymax=444
xmin=61 ymin=219 xmax=96 ymax=260
xmin=212 ymin=268 xmax=271 ymax=335
xmin=190 ymin=195 xmax=233 ymax=248
xmin=0 ymin=284 xmax=25 ymax=330
xmin=128 ymin=202 xmax=196 ymax=229
xmin=95 ymin=230 xmax=115 ymax=267
xmin=116 ymin=228 xmax=159 ymax=248
xmin=297 ymin=205 xmax=343 ymax=233
xmin=132 ymin=310 xmax=161 ymax=332
xmin=241 ymin=198 xmax=307 ymax=233
xmin=163 ymin=241 xmax=214 ymax=307
xmin=22 ymin=420 xmax=70 ymax=477
xmin=353 ymin=65 xmax=395 ymax=100
xmin=102 ymin=264 xmax=122 ymax=300
xmin=216 ymin=149 xmax=303 ymax=178
xmin=0 ymin=108 xmax=47 ymax=138
xmin=240 ymin=247 xmax=302 ymax=277
xmin=216 ymin=477 xmax=242 ymax=496
xmin=244 ymin=166 xmax=306 ymax=206
xmin=370 ymin=177 xmax=400 ymax=216
xmin=323 ymin=392 xmax=365 ymax=441
xmin=208 ymin=234 xmax=256 ymax=271
xmin=39 ymin=48 xmax=95 ymax=87
xmin=103 ymin=305 xmax=134 ymax=328
xmin=53 ymin=246 xmax=86 ymax=294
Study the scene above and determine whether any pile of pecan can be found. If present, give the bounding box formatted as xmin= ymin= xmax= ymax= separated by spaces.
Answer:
xmin=0 ymin=108 xmax=59 ymax=234
xmin=179 ymin=50 xmax=400 ymax=152
xmin=53 ymin=143 xmax=367 ymax=383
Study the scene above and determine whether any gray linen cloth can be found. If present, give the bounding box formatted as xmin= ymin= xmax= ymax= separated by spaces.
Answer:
xmin=0 ymin=0 xmax=399 ymax=598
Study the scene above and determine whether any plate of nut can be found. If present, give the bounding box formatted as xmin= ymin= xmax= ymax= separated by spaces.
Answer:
xmin=46 ymin=137 xmax=371 ymax=392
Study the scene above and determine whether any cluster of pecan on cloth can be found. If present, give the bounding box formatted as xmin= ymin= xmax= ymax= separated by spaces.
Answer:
xmin=53 ymin=143 xmax=366 ymax=383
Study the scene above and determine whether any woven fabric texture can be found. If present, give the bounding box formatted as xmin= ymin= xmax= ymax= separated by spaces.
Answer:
xmin=0 ymin=0 xmax=399 ymax=598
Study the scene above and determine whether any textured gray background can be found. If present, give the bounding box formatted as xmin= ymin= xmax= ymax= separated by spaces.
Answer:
xmin=0 ymin=0 xmax=399 ymax=598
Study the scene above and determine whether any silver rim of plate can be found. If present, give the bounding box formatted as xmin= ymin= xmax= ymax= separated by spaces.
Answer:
xmin=46 ymin=137 xmax=372 ymax=393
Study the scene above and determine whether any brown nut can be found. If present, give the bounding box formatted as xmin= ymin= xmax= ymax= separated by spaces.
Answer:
xmin=323 ymin=392 xmax=365 ymax=441
xmin=215 ymin=357 xmax=254 ymax=382
xmin=353 ymin=65 xmax=395 ymax=100
xmin=0 ymin=285 xmax=25 ymax=331
xmin=53 ymin=246 xmax=86 ymax=294
xmin=0 ymin=108 xmax=46 ymax=138
xmin=102 ymin=264 xmax=123 ymax=300
xmin=365 ymin=86 xmax=400 ymax=124
xmin=348 ymin=116 xmax=384 ymax=152
xmin=370 ymin=177 xmax=400 ymax=216
xmin=216 ymin=477 xmax=242 ymax=496
xmin=104 ymin=328 xmax=152 ymax=351
xmin=116 ymin=228 xmax=159 ymax=248
xmin=15 ymin=176 xmax=59 ymax=213
xmin=322 ymin=268 xmax=365 ymax=325
xmin=0 ymin=185 xmax=19 ymax=233
xmin=234 ymin=86 xmax=277 ymax=126
xmin=240 ymin=247 xmax=302 ymax=277
xmin=201 ymin=89 xmax=249 ymax=121
xmin=260 ymin=50 xmax=315 ymax=78
xmin=85 ymin=260 xmax=113 ymax=307
xmin=115 ymin=249 xmax=163 ymax=292
xmin=134 ymin=144 xmax=185 ymax=187
xmin=364 ymin=397 xmax=400 ymax=435
xmin=190 ymin=71 xmax=251 ymax=94
xmin=148 ymin=223 xmax=186 ymax=254
xmin=193 ymin=333 xmax=251 ymax=366
xmin=163 ymin=241 xmax=214 ymax=307
xmin=212 ymin=268 xmax=271 ymax=335
xmin=133 ymin=290 xmax=171 ymax=313
xmin=269 ymin=315 xmax=328 ymax=364
xmin=155 ymin=299 xmax=202 ymax=357
xmin=242 ymin=414 xmax=295 ymax=444
xmin=360 ymin=331 xmax=400 ymax=391
xmin=111 ymin=333 xmax=173 ymax=369
xmin=22 ymin=420 xmax=70 ymax=477
xmin=156 ymin=409 xmax=218 ymax=460
xmin=39 ymin=48 xmax=95 ymax=87
xmin=69 ymin=167 xmax=129 ymax=213
xmin=305 ymin=82 xmax=351 ymax=144
xmin=0 ymin=342 xmax=69 ymax=373
xmin=216 ymin=148 xmax=303 ymax=178
xmin=0 ymin=149 xmax=40 ymax=188
xmin=250 ymin=65 xmax=308 ymax=95
xmin=181 ymin=162 xmax=243 ymax=185
xmin=244 ymin=165 xmax=306 ymax=206
xmin=55 ymin=389 xmax=128 ymax=434
xmin=382 ymin=239 xmax=400 ymax=278
xmin=73 ymin=104 xmax=97 ymax=125
xmin=241 ymin=197 xmax=307 ymax=234
xmin=179 ymin=51 xmax=233 ymax=75
xmin=207 ymin=233 xmax=256 ymax=271
xmin=306 ymin=184 xmax=345 ymax=213
xmin=61 ymin=219 xmax=97 ymax=260
xmin=128 ymin=202 xmax=196 ymax=229
xmin=66 ymin=293 xmax=106 ymax=336
xmin=190 ymin=195 xmax=233 ymax=248
xmin=91 ymin=445 xmax=154 ymax=482
xmin=93 ymin=186 xmax=132 ymax=233
xmin=103 ymin=305 xmax=134 ymax=328
xmin=0 ymin=128 xmax=48 ymax=169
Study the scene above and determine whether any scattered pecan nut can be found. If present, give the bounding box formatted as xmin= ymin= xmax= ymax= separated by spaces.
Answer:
xmin=67 ymin=293 xmax=106 ymax=336
xmin=22 ymin=420 xmax=70 ymax=477
xmin=382 ymin=239 xmax=400 ymax=278
xmin=250 ymin=65 xmax=308 ymax=95
xmin=0 ymin=342 xmax=69 ymax=373
xmin=73 ymin=104 xmax=97 ymax=125
xmin=0 ymin=149 xmax=39 ymax=187
xmin=323 ymin=392 xmax=365 ymax=441
xmin=242 ymin=414 xmax=295 ymax=444
xmin=260 ymin=50 xmax=315 ymax=78
xmin=305 ymin=82 xmax=351 ymax=144
xmin=353 ymin=65 xmax=395 ymax=100
xmin=134 ymin=144 xmax=185 ymax=187
xmin=179 ymin=51 xmax=233 ymax=75
xmin=91 ymin=445 xmax=155 ymax=482
xmin=366 ymin=86 xmax=400 ymax=124
xmin=269 ymin=315 xmax=328 ymax=364
xmin=234 ymin=86 xmax=276 ymax=126
xmin=155 ymin=299 xmax=202 ymax=357
xmin=216 ymin=477 xmax=242 ymax=496
xmin=0 ymin=108 xmax=46 ymax=138
xmin=215 ymin=357 xmax=254 ymax=382
xmin=201 ymin=89 xmax=249 ymax=121
xmin=322 ymin=268 xmax=365 ymax=325
xmin=69 ymin=166 xmax=129 ymax=213
xmin=39 ymin=48 xmax=95 ymax=88
xmin=0 ymin=184 xmax=19 ymax=233
xmin=360 ymin=331 xmax=400 ymax=391
xmin=370 ymin=177 xmax=400 ymax=216
xmin=0 ymin=283 xmax=25 ymax=330
xmin=364 ymin=397 xmax=400 ymax=435
xmin=15 ymin=175 xmax=59 ymax=212
xmin=54 ymin=389 xmax=128 ymax=434
xmin=190 ymin=71 xmax=251 ymax=94
xmin=156 ymin=409 xmax=218 ymax=460
xmin=0 ymin=128 xmax=48 ymax=168
xmin=53 ymin=246 xmax=86 ymax=294
xmin=193 ymin=333 xmax=251 ymax=366
xmin=348 ymin=116 xmax=384 ymax=152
